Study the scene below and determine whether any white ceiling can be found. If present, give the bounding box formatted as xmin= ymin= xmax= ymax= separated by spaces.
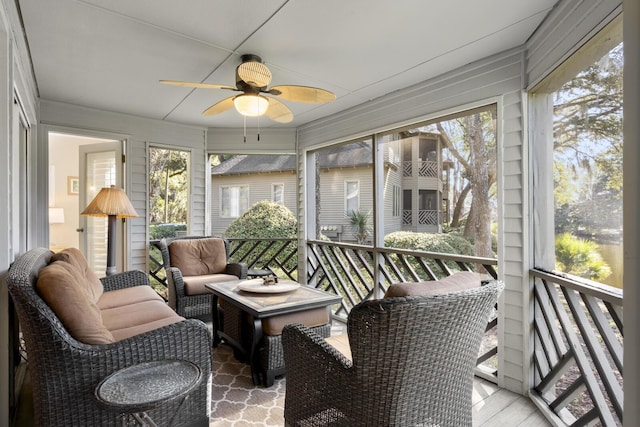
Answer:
xmin=18 ymin=0 xmax=558 ymax=129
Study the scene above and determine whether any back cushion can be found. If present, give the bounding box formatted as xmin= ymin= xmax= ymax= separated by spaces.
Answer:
xmin=169 ymin=238 xmax=227 ymax=276
xmin=384 ymin=271 xmax=482 ymax=298
xmin=50 ymin=247 xmax=103 ymax=303
xmin=37 ymin=260 xmax=115 ymax=344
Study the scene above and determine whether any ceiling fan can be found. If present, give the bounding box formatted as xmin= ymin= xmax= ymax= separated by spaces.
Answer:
xmin=161 ymin=54 xmax=336 ymax=123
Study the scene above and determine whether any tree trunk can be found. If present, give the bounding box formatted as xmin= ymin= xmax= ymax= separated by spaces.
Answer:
xmin=467 ymin=114 xmax=492 ymax=258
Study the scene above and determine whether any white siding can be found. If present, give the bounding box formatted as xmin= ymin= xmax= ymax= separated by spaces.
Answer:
xmin=526 ymin=0 xmax=622 ymax=90
xmin=206 ymin=127 xmax=296 ymax=153
xmin=317 ymin=166 xmax=373 ymax=243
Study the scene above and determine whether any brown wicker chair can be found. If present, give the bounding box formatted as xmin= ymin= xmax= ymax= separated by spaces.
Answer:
xmin=7 ymin=247 xmax=212 ymax=426
xmin=282 ymin=280 xmax=503 ymax=427
xmin=158 ymin=236 xmax=247 ymax=318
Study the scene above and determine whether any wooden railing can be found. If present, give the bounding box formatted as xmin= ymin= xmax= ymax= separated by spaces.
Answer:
xmin=149 ymin=237 xmax=500 ymax=378
xmin=305 ymin=239 xmax=500 ymax=381
xmin=531 ymin=269 xmax=623 ymax=426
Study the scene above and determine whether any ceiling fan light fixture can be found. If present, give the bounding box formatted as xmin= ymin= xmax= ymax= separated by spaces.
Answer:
xmin=234 ymin=94 xmax=269 ymax=117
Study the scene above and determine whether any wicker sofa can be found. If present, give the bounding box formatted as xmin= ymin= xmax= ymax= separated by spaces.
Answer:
xmin=7 ymin=247 xmax=211 ymax=426
xmin=282 ymin=272 xmax=503 ymax=427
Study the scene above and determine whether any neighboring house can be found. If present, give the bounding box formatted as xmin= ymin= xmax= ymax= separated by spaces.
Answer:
xmin=211 ymin=132 xmax=447 ymax=240
xmin=210 ymin=155 xmax=298 ymax=235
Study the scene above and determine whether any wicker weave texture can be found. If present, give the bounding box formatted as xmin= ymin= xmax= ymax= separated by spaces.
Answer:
xmin=282 ymin=280 xmax=504 ymax=427
xmin=7 ymin=247 xmax=212 ymax=427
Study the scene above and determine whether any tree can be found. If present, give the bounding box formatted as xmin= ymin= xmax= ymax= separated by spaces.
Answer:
xmin=149 ymin=148 xmax=188 ymax=224
xmin=552 ymin=43 xmax=623 ymax=242
xmin=436 ymin=107 xmax=497 ymax=258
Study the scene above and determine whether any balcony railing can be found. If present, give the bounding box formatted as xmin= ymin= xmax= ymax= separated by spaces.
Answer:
xmin=148 ymin=238 xmax=624 ymax=424
xmin=149 ymin=237 xmax=500 ymax=380
xmin=531 ymin=268 xmax=623 ymax=426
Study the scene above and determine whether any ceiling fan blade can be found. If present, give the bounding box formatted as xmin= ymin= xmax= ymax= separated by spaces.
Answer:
xmin=202 ymin=96 xmax=236 ymax=116
xmin=265 ymin=98 xmax=293 ymax=123
xmin=269 ymin=85 xmax=336 ymax=104
xmin=160 ymin=80 xmax=236 ymax=91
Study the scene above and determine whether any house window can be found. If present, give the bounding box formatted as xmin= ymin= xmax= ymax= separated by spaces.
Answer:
xmin=272 ymin=183 xmax=284 ymax=205
xmin=532 ymin=18 xmax=623 ymax=289
xmin=221 ymin=185 xmax=249 ymax=218
xmin=345 ymin=181 xmax=359 ymax=216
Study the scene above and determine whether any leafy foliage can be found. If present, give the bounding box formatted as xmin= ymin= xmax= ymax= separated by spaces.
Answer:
xmin=385 ymin=231 xmax=474 ymax=256
xmin=149 ymin=223 xmax=187 ymax=240
xmin=224 ymin=200 xmax=297 ymax=238
xmin=149 ymin=148 xmax=189 ymax=224
xmin=348 ymin=209 xmax=371 ymax=244
xmin=553 ymin=43 xmax=623 ymax=244
xmin=224 ymin=201 xmax=298 ymax=275
xmin=555 ymin=233 xmax=611 ymax=281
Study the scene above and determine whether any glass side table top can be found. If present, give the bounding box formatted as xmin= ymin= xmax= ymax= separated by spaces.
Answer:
xmin=95 ymin=360 xmax=202 ymax=413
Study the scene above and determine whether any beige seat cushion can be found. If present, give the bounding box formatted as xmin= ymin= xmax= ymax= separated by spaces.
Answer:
xmin=384 ymin=271 xmax=483 ymax=298
xmin=50 ymin=247 xmax=104 ymax=303
xmin=169 ymin=238 xmax=227 ymax=276
xmin=97 ymin=285 xmax=164 ymax=310
xmin=325 ymin=333 xmax=352 ymax=361
xmin=261 ymin=307 xmax=330 ymax=336
xmin=182 ymin=273 xmax=241 ymax=295
xmin=101 ymin=299 xmax=184 ymax=341
xmin=37 ymin=260 xmax=115 ymax=344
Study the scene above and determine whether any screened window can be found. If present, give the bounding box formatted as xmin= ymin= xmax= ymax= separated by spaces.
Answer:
xmin=345 ymin=181 xmax=359 ymax=216
xmin=221 ymin=185 xmax=249 ymax=218
xmin=272 ymin=183 xmax=284 ymax=205
xmin=532 ymin=20 xmax=623 ymax=288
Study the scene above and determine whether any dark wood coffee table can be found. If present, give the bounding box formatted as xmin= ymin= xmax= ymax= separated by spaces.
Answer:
xmin=205 ymin=279 xmax=341 ymax=385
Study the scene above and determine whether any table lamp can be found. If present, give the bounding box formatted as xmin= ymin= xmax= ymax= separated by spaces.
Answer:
xmin=81 ymin=185 xmax=138 ymax=276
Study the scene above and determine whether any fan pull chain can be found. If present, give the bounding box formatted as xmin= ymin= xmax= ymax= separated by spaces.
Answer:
xmin=243 ymin=115 xmax=247 ymax=143
xmin=257 ymin=116 xmax=261 ymax=141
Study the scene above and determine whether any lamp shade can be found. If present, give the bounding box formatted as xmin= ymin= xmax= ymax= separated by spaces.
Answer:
xmin=48 ymin=207 xmax=65 ymax=224
xmin=233 ymin=94 xmax=269 ymax=117
xmin=81 ymin=185 xmax=138 ymax=218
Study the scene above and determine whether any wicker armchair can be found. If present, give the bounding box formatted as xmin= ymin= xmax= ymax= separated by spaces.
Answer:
xmin=7 ymin=247 xmax=211 ymax=427
xmin=158 ymin=236 xmax=247 ymax=318
xmin=282 ymin=280 xmax=504 ymax=427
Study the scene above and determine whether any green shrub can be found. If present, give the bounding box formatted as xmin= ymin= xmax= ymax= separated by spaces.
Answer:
xmin=224 ymin=201 xmax=297 ymax=274
xmin=384 ymin=231 xmax=474 ymax=256
xmin=384 ymin=231 xmax=476 ymax=279
xmin=555 ymin=233 xmax=611 ymax=281
xmin=149 ymin=223 xmax=187 ymax=239
xmin=224 ymin=200 xmax=297 ymax=238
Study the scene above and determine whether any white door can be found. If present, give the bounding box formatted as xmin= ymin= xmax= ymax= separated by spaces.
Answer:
xmin=79 ymin=141 xmax=123 ymax=277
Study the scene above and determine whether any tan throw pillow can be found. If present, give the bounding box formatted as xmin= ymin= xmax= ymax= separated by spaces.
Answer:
xmin=169 ymin=238 xmax=227 ymax=276
xmin=51 ymin=247 xmax=104 ymax=303
xmin=384 ymin=271 xmax=483 ymax=298
xmin=37 ymin=260 xmax=115 ymax=344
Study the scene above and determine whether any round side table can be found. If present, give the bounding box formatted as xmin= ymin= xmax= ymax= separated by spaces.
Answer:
xmin=95 ymin=360 xmax=202 ymax=427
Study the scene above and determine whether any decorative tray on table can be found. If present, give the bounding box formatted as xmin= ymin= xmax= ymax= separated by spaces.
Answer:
xmin=236 ymin=277 xmax=300 ymax=294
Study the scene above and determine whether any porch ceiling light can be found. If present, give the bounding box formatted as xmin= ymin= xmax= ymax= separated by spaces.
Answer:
xmin=233 ymin=94 xmax=269 ymax=117
xmin=81 ymin=185 xmax=138 ymax=276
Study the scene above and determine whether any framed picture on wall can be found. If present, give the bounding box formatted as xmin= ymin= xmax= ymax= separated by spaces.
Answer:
xmin=67 ymin=176 xmax=79 ymax=195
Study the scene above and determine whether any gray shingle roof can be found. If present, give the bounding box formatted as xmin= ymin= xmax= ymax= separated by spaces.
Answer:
xmin=211 ymin=143 xmax=374 ymax=176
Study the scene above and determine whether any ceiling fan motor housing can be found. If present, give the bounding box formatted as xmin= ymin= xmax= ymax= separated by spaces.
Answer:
xmin=236 ymin=54 xmax=272 ymax=89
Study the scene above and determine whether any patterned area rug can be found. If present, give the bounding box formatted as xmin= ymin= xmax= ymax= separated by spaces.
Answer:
xmin=210 ymin=344 xmax=286 ymax=426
